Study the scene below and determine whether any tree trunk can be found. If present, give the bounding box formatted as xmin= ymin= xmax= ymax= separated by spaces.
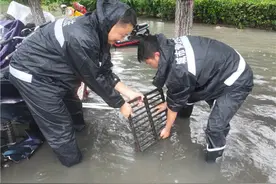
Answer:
xmin=175 ymin=0 xmax=194 ymax=37
xmin=28 ymin=0 xmax=46 ymax=26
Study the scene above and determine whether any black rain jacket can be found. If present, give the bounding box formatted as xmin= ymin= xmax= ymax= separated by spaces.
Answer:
xmin=152 ymin=34 xmax=253 ymax=112
xmin=10 ymin=0 xmax=132 ymax=108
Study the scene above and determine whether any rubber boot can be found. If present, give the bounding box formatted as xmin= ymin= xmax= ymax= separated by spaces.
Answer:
xmin=205 ymin=144 xmax=225 ymax=163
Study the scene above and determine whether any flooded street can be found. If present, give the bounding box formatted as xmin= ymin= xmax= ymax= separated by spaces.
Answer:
xmin=1 ymin=18 xmax=276 ymax=183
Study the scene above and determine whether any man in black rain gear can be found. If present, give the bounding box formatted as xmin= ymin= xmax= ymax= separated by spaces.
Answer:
xmin=137 ymin=34 xmax=254 ymax=162
xmin=9 ymin=0 xmax=143 ymax=167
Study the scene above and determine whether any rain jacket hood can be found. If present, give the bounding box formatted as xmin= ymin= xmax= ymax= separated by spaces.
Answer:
xmin=95 ymin=0 xmax=131 ymax=46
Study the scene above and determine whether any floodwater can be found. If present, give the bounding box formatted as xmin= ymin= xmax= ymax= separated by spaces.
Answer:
xmin=1 ymin=17 xmax=276 ymax=183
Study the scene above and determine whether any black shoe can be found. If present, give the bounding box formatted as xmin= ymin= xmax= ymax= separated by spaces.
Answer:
xmin=205 ymin=144 xmax=225 ymax=163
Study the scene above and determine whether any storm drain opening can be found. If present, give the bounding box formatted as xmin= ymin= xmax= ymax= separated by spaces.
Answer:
xmin=128 ymin=88 xmax=167 ymax=152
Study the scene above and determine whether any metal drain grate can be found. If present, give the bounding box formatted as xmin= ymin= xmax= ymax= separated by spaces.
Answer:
xmin=128 ymin=88 xmax=167 ymax=152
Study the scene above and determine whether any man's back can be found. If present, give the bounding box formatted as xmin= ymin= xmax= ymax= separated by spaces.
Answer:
xmin=10 ymin=14 xmax=100 ymax=90
xmin=11 ymin=21 xmax=68 ymax=74
xmin=166 ymin=35 xmax=251 ymax=102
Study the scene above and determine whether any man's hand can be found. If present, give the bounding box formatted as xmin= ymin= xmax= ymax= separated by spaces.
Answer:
xmin=115 ymin=82 xmax=144 ymax=106
xmin=127 ymin=91 xmax=144 ymax=106
xmin=160 ymin=127 xmax=171 ymax=139
xmin=155 ymin=102 xmax=167 ymax=113
xmin=120 ymin=102 xmax=133 ymax=118
xmin=159 ymin=107 xmax=178 ymax=139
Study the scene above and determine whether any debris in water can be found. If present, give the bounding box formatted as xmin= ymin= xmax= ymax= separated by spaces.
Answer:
xmin=35 ymin=171 xmax=49 ymax=181
xmin=174 ymin=179 xmax=179 ymax=183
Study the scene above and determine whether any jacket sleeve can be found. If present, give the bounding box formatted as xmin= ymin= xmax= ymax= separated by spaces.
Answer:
xmin=166 ymin=72 xmax=195 ymax=112
xmin=65 ymin=36 xmax=125 ymax=108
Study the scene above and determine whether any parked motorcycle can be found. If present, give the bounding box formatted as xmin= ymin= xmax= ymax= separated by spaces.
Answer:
xmin=60 ymin=2 xmax=87 ymax=17
xmin=0 ymin=19 xmax=46 ymax=167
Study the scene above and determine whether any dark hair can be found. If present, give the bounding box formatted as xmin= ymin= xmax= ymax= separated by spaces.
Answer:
xmin=137 ymin=34 xmax=159 ymax=62
xmin=118 ymin=8 xmax=137 ymax=27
